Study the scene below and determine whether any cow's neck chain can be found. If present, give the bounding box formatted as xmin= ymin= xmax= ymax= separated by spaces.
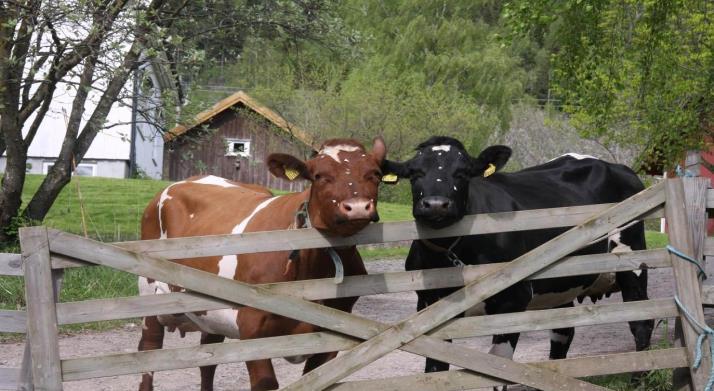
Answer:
xmin=420 ymin=237 xmax=465 ymax=267
xmin=290 ymin=201 xmax=345 ymax=284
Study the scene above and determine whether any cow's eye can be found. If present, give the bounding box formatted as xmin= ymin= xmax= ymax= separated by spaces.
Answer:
xmin=410 ymin=170 xmax=425 ymax=179
xmin=366 ymin=170 xmax=382 ymax=182
xmin=314 ymin=173 xmax=333 ymax=183
xmin=454 ymin=169 xmax=470 ymax=179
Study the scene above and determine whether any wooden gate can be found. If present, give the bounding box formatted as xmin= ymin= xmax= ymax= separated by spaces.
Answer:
xmin=2 ymin=177 xmax=713 ymax=390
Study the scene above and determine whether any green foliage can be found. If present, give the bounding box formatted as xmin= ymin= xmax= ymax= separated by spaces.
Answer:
xmin=505 ymin=0 xmax=714 ymax=171
xmin=188 ymin=0 xmax=526 ymax=159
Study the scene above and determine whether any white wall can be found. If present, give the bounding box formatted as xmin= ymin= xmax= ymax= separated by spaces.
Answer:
xmin=24 ymin=87 xmax=131 ymax=161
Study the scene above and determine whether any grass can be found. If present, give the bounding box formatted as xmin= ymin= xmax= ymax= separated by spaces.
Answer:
xmin=20 ymin=175 xmax=173 ymax=242
xmin=587 ymin=320 xmax=673 ymax=390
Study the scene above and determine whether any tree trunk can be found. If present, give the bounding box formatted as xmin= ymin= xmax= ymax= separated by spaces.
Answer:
xmin=21 ymin=0 xmax=168 ymax=226
xmin=23 ymin=40 xmax=143 ymax=223
xmin=0 ymin=118 xmax=27 ymax=244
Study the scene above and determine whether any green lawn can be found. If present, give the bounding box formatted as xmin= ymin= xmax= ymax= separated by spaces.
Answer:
xmin=17 ymin=175 xmax=413 ymax=242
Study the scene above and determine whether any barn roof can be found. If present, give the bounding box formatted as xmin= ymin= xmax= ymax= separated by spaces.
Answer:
xmin=164 ymin=91 xmax=316 ymax=149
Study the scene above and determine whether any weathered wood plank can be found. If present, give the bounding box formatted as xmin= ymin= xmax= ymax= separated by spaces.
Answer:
xmin=666 ymin=179 xmax=711 ymax=390
xmin=286 ymin=181 xmax=666 ymax=391
xmin=0 ymin=310 xmax=26 ymax=333
xmin=0 ymin=367 xmax=20 ymax=390
xmin=44 ymin=203 xmax=663 ymax=262
xmin=62 ymin=331 xmax=359 ymax=381
xmin=704 ymin=237 xmax=714 ymax=257
xmin=0 ymin=253 xmax=22 ymax=276
xmin=20 ymin=227 xmax=63 ymax=390
xmin=706 ymin=188 xmax=714 ymax=210
xmin=17 ymin=341 xmax=33 ymax=391
xmin=702 ymin=285 xmax=714 ymax=305
xmin=60 ymin=297 xmax=679 ymax=381
xmin=432 ymin=298 xmax=678 ymax=339
xmin=683 ymin=178 xmax=709 ymax=274
xmin=330 ymin=348 xmax=689 ymax=391
xmin=48 ymin=231 xmax=604 ymax=390
xmin=56 ymin=249 xmax=668 ymax=324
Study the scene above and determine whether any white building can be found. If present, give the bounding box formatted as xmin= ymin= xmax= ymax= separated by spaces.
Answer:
xmin=0 ymin=60 xmax=168 ymax=179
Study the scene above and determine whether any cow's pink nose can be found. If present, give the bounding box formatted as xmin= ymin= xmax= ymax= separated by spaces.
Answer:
xmin=339 ymin=198 xmax=374 ymax=220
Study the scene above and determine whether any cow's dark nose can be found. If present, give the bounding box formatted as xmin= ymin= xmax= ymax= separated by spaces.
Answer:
xmin=421 ymin=196 xmax=451 ymax=212
xmin=339 ymin=198 xmax=375 ymax=220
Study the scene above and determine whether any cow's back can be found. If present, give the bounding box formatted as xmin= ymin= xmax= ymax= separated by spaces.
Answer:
xmin=472 ymin=155 xmax=644 ymax=213
xmin=142 ymin=175 xmax=274 ymax=241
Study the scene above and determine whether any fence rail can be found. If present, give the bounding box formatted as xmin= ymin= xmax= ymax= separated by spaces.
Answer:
xmin=0 ymin=178 xmax=711 ymax=390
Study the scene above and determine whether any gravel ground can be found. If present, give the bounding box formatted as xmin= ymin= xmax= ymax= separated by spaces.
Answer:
xmin=1 ymin=258 xmax=710 ymax=390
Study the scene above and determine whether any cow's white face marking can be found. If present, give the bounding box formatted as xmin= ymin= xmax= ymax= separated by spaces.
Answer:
xmin=550 ymin=330 xmax=571 ymax=344
xmin=489 ymin=342 xmax=515 ymax=359
xmin=189 ymin=213 xmax=195 ymax=219
xmin=319 ymin=145 xmax=360 ymax=162
xmin=453 ymin=186 xmax=458 ymax=191
xmin=436 ymin=178 xmax=442 ymax=182
xmin=191 ymin=175 xmax=239 ymax=188
xmin=431 ymin=145 xmax=451 ymax=152
xmin=438 ymin=166 xmax=443 ymax=170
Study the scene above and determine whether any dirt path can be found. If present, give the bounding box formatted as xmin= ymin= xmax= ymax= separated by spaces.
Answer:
xmin=1 ymin=258 xmax=707 ymax=390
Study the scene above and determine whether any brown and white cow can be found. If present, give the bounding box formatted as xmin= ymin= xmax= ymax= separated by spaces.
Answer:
xmin=137 ymin=138 xmax=387 ymax=391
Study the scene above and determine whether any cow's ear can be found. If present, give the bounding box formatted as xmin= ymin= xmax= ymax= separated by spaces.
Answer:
xmin=472 ymin=146 xmax=512 ymax=177
xmin=267 ymin=153 xmax=310 ymax=181
xmin=381 ymin=159 xmax=409 ymax=184
xmin=371 ymin=136 xmax=387 ymax=165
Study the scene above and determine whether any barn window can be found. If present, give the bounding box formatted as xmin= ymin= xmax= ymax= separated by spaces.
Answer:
xmin=42 ymin=162 xmax=97 ymax=176
xmin=225 ymin=138 xmax=251 ymax=157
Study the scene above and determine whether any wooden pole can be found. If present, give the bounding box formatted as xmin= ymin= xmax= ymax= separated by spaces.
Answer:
xmin=666 ymin=179 xmax=711 ymax=390
xmin=20 ymin=227 xmax=63 ymax=391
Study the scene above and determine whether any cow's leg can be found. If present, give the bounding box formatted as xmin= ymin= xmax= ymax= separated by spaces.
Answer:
xmin=490 ymin=333 xmax=521 ymax=391
xmin=485 ymin=284 xmax=530 ymax=391
xmin=199 ymin=332 xmax=225 ymax=391
xmin=138 ymin=316 xmax=165 ymax=391
xmin=549 ymin=302 xmax=575 ymax=359
xmin=302 ymin=295 xmax=360 ymax=374
xmin=617 ymin=270 xmax=653 ymax=351
xmin=614 ymin=224 xmax=653 ymax=352
xmin=239 ymin=308 xmax=280 ymax=390
xmin=416 ymin=293 xmax=454 ymax=373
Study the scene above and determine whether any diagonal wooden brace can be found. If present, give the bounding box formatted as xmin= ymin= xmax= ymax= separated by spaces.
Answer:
xmin=47 ymin=228 xmax=592 ymax=389
xmin=48 ymin=181 xmax=664 ymax=390
xmin=286 ymin=181 xmax=666 ymax=390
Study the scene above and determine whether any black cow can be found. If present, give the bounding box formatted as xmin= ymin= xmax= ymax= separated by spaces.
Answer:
xmin=383 ymin=136 xmax=653 ymax=375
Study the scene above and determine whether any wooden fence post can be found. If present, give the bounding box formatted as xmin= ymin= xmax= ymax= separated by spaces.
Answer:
xmin=666 ymin=179 xmax=711 ymax=391
xmin=20 ymin=227 xmax=63 ymax=391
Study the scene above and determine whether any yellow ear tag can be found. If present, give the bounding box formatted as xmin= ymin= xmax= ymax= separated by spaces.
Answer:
xmin=284 ymin=167 xmax=300 ymax=181
xmin=382 ymin=173 xmax=399 ymax=183
xmin=483 ymin=163 xmax=496 ymax=178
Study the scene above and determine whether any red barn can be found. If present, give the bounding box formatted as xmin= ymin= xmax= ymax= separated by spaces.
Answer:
xmin=163 ymin=91 xmax=316 ymax=191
